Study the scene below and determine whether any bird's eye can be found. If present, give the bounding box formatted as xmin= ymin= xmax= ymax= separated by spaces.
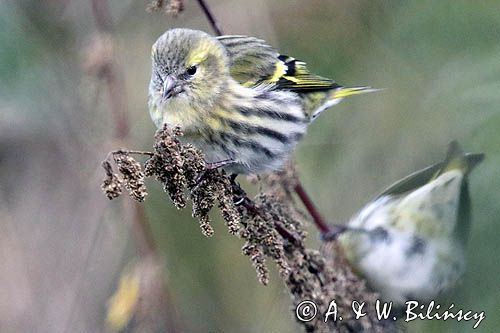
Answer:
xmin=186 ymin=65 xmax=197 ymax=76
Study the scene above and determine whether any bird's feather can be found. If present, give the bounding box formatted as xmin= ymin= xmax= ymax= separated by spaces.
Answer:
xmin=217 ymin=35 xmax=341 ymax=92
xmin=376 ymin=143 xmax=484 ymax=199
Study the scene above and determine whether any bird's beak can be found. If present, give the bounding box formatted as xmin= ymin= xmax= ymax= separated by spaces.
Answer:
xmin=162 ymin=75 xmax=178 ymax=99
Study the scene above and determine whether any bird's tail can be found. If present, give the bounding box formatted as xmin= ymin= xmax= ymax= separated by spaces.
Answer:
xmin=438 ymin=141 xmax=484 ymax=177
xmin=329 ymin=86 xmax=381 ymax=100
xmin=310 ymin=86 xmax=381 ymax=120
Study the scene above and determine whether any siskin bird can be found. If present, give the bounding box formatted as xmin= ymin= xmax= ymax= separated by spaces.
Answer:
xmin=338 ymin=142 xmax=484 ymax=305
xmin=148 ymin=28 xmax=376 ymax=174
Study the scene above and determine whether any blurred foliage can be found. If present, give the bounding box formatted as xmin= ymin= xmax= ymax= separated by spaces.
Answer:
xmin=0 ymin=0 xmax=499 ymax=332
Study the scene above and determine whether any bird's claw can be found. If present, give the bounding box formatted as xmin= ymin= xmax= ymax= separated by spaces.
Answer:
xmin=192 ymin=159 xmax=236 ymax=191
xmin=320 ymin=225 xmax=350 ymax=242
xmin=228 ymin=173 xmax=246 ymax=206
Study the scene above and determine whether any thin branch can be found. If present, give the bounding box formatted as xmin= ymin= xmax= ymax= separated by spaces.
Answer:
xmin=293 ymin=182 xmax=330 ymax=234
xmin=195 ymin=0 xmax=223 ymax=36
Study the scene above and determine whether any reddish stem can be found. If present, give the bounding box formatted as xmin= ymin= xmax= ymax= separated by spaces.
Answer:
xmin=293 ymin=182 xmax=330 ymax=234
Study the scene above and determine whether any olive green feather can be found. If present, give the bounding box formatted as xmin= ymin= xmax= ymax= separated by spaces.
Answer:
xmin=217 ymin=35 xmax=341 ymax=91
xmin=377 ymin=142 xmax=484 ymax=199
xmin=375 ymin=141 xmax=484 ymax=243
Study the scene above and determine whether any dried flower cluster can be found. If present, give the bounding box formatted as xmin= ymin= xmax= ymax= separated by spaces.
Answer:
xmin=100 ymin=125 xmax=398 ymax=332
xmin=102 ymin=125 xmax=240 ymax=237
xmin=147 ymin=0 xmax=185 ymax=17
xmin=144 ymin=126 xmax=197 ymax=208
xmin=237 ymin=192 xmax=294 ymax=285
xmin=101 ymin=160 xmax=123 ymax=199
xmin=114 ymin=153 xmax=148 ymax=202
xmin=101 ymin=153 xmax=147 ymax=202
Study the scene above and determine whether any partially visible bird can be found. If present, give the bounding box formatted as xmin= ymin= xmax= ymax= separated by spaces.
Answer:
xmin=338 ymin=142 xmax=484 ymax=305
xmin=148 ymin=28 xmax=376 ymax=174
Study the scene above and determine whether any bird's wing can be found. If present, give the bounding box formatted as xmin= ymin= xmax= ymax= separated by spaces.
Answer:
xmin=376 ymin=143 xmax=484 ymax=200
xmin=217 ymin=35 xmax=340 ymax=91
xmin=375 ymin=163 xmax=444 ymax=199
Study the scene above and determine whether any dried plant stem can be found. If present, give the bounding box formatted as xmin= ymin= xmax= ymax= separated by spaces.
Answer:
xmin=195 ymin=0 xmax=223 ymax=36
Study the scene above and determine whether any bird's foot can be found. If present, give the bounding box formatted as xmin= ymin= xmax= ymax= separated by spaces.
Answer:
xmin=229 ymin=174 xmax=246 ymax=206
xmin=321 ymin=224 xmax=373 ymax=241
xmin=320 ymin=224 xmax=357 ymax=241
xmin=192 ymin=159 xmax=235 ymax=191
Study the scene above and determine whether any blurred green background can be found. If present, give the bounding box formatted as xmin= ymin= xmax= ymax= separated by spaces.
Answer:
xmin=1 ymin=1 xmax=499 ymax=332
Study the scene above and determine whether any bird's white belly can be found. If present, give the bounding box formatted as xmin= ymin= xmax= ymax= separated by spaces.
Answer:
xmin=345 ymin=198 xmax=464 ymax=305
xmin=357 ymin=231 xmax=443 ymax=304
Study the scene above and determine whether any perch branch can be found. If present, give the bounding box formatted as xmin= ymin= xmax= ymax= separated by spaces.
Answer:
xmin=293 ymin=182 xmax=330 ymax=234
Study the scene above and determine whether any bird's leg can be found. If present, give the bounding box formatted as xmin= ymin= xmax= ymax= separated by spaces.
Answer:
xmin=293 ymin=180 xmax=356 ymax=240
xmin=320 ymin=225 xmax=351 ymax=241
xmin=228 ymin=174 xmax=246 ymax=206
xmin=320 ymin=225 xmax=371 ymax=241
xmin=206 ymin=159 xmax=235 ymax=170
xmin=192 ymin=159 xmax=235 ymax=190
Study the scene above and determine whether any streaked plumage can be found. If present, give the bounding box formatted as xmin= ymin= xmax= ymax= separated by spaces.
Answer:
xmin=339 ymin=142 xmax=484 ymax=305
xmin=148 ymin=28 xmax=375 ymax=174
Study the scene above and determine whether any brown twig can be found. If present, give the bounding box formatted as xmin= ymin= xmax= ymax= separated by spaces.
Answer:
xmin=195 ymin=0 xmax=223 ymax=36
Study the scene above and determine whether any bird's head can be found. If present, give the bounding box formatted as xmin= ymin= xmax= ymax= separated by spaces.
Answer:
xmin=148 ymin=29 xmax=229 ymax=127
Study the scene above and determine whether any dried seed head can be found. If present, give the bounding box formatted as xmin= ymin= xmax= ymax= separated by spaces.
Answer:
xmin=199 ymin=214 xmax=214 ymax=237
xmin=165 ymin=0 xmax=184 ymax=17
xmin=144 ymin=125 xmax=187 ymax=208
xmin=218 ymin=193 xmax=240 ymax=235
xmin=101 ymin=160 xmax=123 ymax=199
xmin=142 ymin=125 xmax=241 ymax=237
xmin=114 ymin=153 xmax=147 ymax=202
xmin=146 ymin=0 xmax=164 ymax=12
xmin=242 ymin=243 xmax=269 ymax=285
xmin=182 ymin=144 xmax=206 ymax=189
xmin=191 ymin=172 xmax=217 ymax=217
xmin=146 ymin=0 xmax=184 ymax=17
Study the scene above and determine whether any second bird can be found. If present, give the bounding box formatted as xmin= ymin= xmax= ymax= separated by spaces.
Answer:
xmin=148 ymin=28 xmax=375 ymax=174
